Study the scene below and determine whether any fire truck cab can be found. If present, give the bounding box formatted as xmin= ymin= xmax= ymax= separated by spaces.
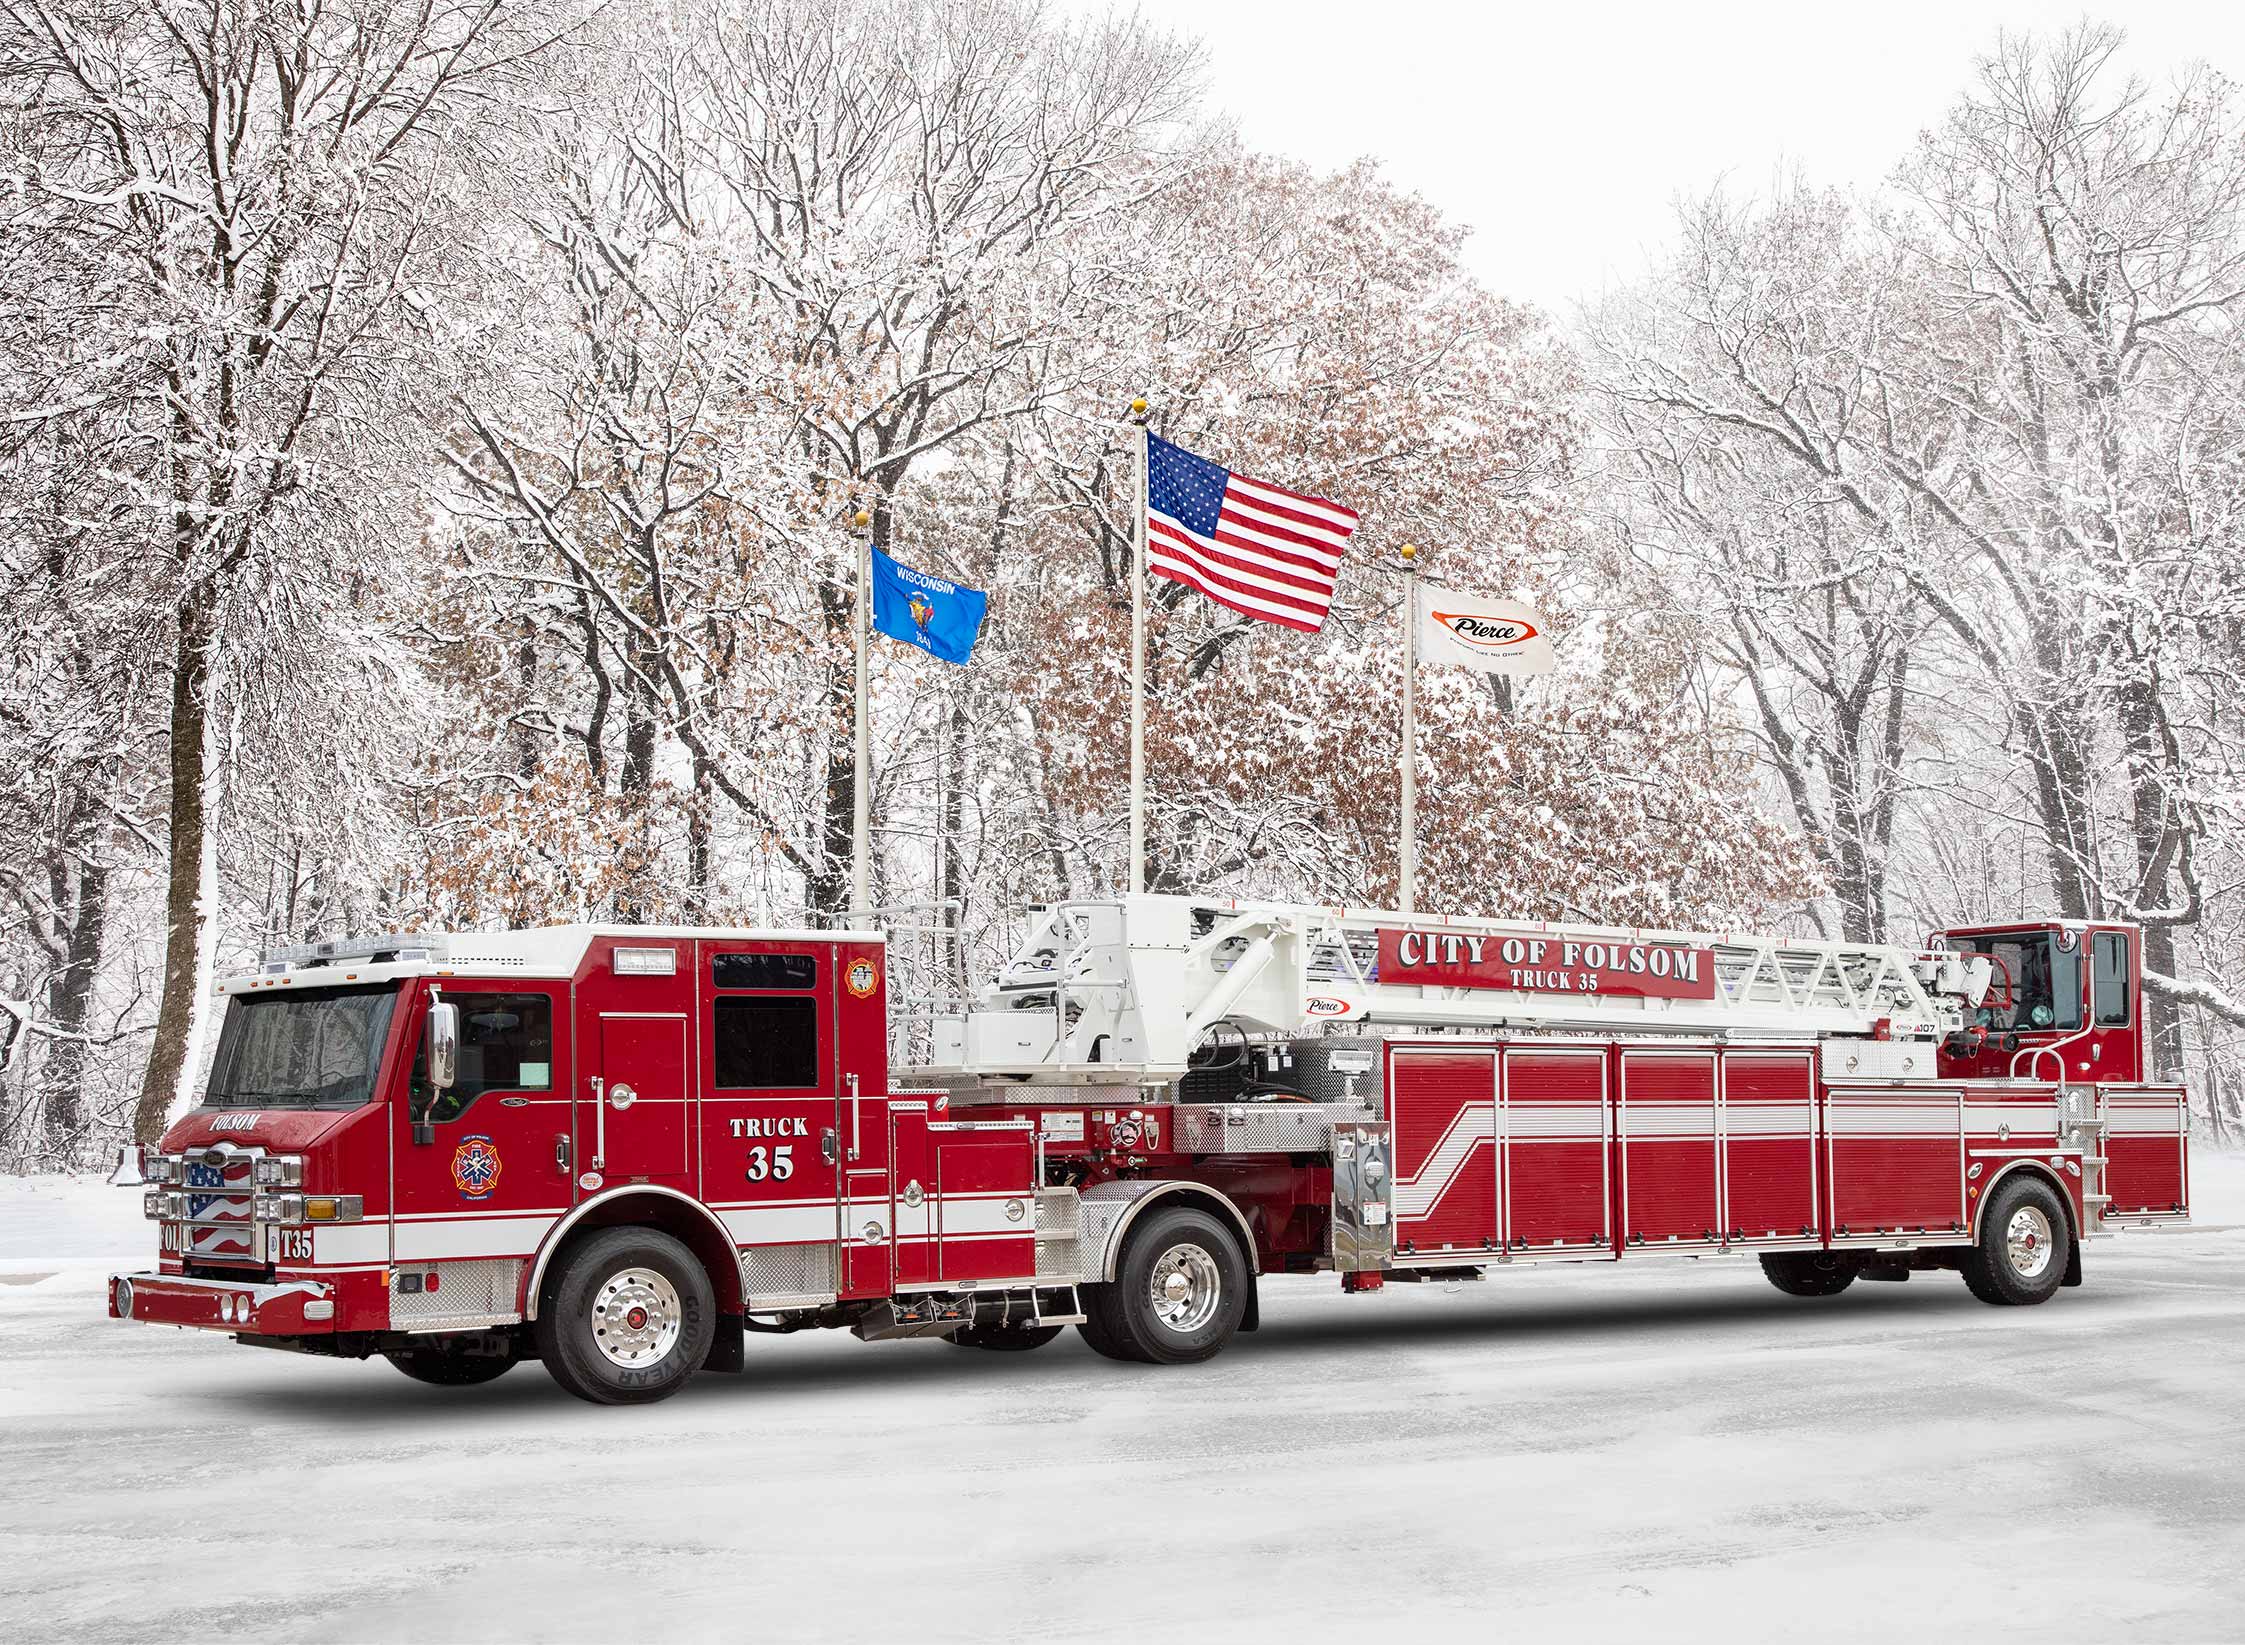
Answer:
xmin=110 ymin=898 xmax=2192 ymax=1405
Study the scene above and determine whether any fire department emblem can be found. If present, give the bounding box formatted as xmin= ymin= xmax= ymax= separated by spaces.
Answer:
xmin=451 ymin=1135 xmax=502 ymax=1200
xmin=846 ymin=957 xmax=880 ymax=999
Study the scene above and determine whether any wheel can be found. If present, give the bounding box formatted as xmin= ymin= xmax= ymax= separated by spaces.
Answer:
xmin=1961 ymin=1174 xmax=2071 ymax=1306
xmin=384 ymin=1343 xmax=518 ymax=1386
xmin=533 ymin=1227 xmax=715 ymax=1405
xmin=947 ymin=1324 xmax=1064 ymax=1352
xmin=1760 ymin=1251 xmax=1859 ymax=1298
xmin=1085 ymin=1205 xmax=1249 ymax=1366
xmin=1075 ymin=1296 xmax=1146 ymax=1362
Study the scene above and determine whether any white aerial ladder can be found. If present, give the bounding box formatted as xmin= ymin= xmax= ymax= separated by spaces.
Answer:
xmin=918 ymin=894 xmax=1994 ymax=1091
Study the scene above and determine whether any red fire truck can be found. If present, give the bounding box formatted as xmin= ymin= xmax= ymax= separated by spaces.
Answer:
xmin=109 ymin=896 xmax=2190 ymax=1403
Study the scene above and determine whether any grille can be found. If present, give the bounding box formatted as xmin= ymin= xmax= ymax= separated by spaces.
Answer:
xmin=392 ymin=1258 xmax=523 ymax=1330
xmin=741 ymin=1243 xmax=836 ymax=1306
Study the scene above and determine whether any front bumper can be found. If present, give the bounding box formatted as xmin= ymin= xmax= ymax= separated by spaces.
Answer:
xmin=108 ymin=1271 xmax=337 ymax=1335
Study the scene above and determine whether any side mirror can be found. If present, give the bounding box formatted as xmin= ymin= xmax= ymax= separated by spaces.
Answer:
xmin=414 ymin=1001 xmax=459 ymax=1147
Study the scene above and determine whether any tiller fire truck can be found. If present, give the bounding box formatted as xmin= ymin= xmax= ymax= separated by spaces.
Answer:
xmin=110 ymin=897 xmax=2189 ymax=1403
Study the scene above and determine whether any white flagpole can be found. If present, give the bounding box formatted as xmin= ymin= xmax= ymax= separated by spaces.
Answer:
xmin=1398 ymin=542 xmax=1419 ymax=915
xmin=851 ymin=507 xmax=873 ymax=917
xmin=1128 ymin=398 xmax=1149 ymax=896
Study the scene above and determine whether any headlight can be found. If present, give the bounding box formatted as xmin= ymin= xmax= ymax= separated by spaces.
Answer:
xmin=252 ymin=1155 xmax=304 ymax=1187
xmin=142 ymin=1190 xmax=167 ymax=1220
xmin=254 ymin=1193 xmax=306 ymax=1223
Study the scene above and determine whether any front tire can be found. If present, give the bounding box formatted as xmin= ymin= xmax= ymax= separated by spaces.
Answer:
xmin=534 ymin=1227 xmax=714 ymax=1405
xmin=1760 ymin=1251 xmax=1858 ymax=1298
xmin=384 ymin=1342 xmax=518 ymax=1386
xmin=1082 ymin=1206 xmax=1248 ymax=1366
xmin=1962 ymin=1175 xmax=2071 ymax=1306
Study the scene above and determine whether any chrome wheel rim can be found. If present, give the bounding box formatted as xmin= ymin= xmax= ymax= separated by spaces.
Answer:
xmin=1147 ymin=1242 xmax=1221 ymax=1334
xmin=591 ymin=1266 xmax=682 ymax=1368
xmin=2005 ymin=1205 xmax=2055 ymax=1280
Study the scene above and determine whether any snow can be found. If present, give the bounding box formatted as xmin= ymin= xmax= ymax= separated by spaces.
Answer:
xmin=5 ymin=1166 xmax=2244 ymax=1641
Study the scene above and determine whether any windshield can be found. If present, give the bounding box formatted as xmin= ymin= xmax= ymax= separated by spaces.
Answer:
xmin=1949 ymin=931 xmax=2083 ymax=1034
xmin=204 ymin=986 xmax=400 ymax=1110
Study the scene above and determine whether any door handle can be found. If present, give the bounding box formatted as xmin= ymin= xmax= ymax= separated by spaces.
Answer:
xmin=589 ymin=1076 xmax=606 ymax=1170
xmin=821 ymin=1127 xmax=840 ymax=1166
xmin=846 ymin=1072 xmax=861 ymax=1162
xmin=554 ymin=1134 xmax=571 ymax=1174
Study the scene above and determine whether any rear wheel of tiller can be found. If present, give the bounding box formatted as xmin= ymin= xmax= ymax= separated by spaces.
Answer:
xmin=1961 ymin=1174 xmax=2071 ymax=1306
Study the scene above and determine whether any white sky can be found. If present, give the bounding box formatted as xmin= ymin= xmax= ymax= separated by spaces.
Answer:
xmin=1090 ymin=1 xmax=2245 ymax=315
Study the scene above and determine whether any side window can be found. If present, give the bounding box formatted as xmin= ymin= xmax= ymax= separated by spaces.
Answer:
xmin=713 ymin=997 xmax=819 ymax=1088
xmin=411 ymin=992 xmax=555 ymax=1123
xmin=2093 ymin=932 xmax=2131 ymax=1027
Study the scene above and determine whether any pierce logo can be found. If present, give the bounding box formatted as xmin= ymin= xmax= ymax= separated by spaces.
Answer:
xmin=1432 ymin=611 xmax=1538 ymax=650
xmin=1305 ymin=996 xmax=1355 ymax=1018
xmin=451 ymin=1135 xmax=502 ymax=1200
xmin=846 ymin=957 xmax=880 ymax=999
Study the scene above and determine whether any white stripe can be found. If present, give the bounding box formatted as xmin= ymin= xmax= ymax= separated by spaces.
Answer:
xmin=1148 ymin=542 xmax=1327 ymax=625
xmin=395 ymin=1214 xmax=559 ymax=1260
xmin=1393 ymin=1105 xmax=1494 ymax=1219
xmin=1225 ymin=473 xmax=1359 ymax=532
xmin=313 ymin=1224 xmax=387 ymax=1265
xmin=1623 ymin=1105 xmax=1716 ymax=1137
xmin=1213 ymin=496 xmax=1349 ymax=563
xmin=1506 ymin=1102 xmax=1603 ymax=1138
xmin=1150 ymin=518 xmax=1338 ymax=604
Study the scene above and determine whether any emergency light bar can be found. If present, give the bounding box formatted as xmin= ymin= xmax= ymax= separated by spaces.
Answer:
xmin=260 ymin=933 xmax=448 ymax=969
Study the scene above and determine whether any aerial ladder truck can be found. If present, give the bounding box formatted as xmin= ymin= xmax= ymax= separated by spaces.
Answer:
xmin=109 ymin=895 xmax=2189 ymax=1402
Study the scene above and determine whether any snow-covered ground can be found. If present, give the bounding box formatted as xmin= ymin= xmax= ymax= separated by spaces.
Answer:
xmin=5 ymin=1162 xmax=2243 ymax=1643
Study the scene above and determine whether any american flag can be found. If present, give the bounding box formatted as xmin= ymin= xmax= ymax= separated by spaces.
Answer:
xmin=1145 ymin=433 xmax=1359 ymax=632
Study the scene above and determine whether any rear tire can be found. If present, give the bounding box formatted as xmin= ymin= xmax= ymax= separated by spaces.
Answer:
xmin=534 ymin=1227 xmax=714 ymax=1405
xmin=948 ymin=1324 xmax=1063 ymax=1352
xmin=384 ymin=1343 xmax=518 ymax=1386
xmin=1097 ymin=1205 xmax=1249 ymax=1366
xmin=1962 ymin=1175 xmax=2071 ymax=1306
xmin=1760 ymin=1251 xmax=1858 ymax=1298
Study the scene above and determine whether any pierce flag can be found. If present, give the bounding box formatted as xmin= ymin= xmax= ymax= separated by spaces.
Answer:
xmin=1144 ymin=433 xmax=1358 ymax=632
xmin=869 ymin=547 xmax=986 ymax=666
xmin=1415 ymin=584 xmax=1555 ymax=675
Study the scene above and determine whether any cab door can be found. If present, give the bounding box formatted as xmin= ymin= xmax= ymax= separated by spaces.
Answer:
xmin=574 ymin=938 xmax=696 ymax=1196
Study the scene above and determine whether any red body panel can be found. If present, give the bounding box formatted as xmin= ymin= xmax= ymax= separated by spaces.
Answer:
xmin=1618 ymin=1050 xmax=1720 ymax=1248
xmin=1502 ymin=1047 xmax=1608 ymax=1250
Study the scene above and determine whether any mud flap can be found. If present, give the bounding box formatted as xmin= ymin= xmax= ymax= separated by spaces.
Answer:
xmin=704 ymin=1313 xmax=746 ymax=1372
xmin=2063 ymin=1243 xmax=2083 ymax=1288
xmin=1241 ymin=1274 xmax=1260 ymax=1333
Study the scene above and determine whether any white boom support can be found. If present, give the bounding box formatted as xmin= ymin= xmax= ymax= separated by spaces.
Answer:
xmin=918 ymin=894 xmax=1989 ymax=1088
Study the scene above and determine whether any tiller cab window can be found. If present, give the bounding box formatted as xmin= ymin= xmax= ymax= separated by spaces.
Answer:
xmin=205 ymin=987 xmax=397 ymax=1110
xmin=1948 ymin=931 xmax=2083 ymax=1033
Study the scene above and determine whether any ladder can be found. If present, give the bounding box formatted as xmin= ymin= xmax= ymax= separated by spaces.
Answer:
xmin=915 ymin=894 xmax=1987 ymax=1086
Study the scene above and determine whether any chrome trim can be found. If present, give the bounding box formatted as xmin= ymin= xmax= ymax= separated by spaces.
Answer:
xmin=520 ymin=1185 xmax=738 ymax=1321
xmin=1081 ymin=1180 xmax=1257 ymax=1284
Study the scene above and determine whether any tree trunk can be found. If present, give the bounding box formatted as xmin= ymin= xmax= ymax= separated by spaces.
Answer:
xmin=133 ymin=584 xmax=216 ymax=1145
xmin=40 ymin=808 xmax=110 ymax=1153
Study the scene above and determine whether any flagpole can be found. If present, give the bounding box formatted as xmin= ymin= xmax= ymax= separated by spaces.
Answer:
xmin=1398 ymin=542 xmax=1419 ymax=915
xmin=1128 ymin=397 xmax=1149 ymax=896
xmin=851 ymin=507 xmax=873 ymax=917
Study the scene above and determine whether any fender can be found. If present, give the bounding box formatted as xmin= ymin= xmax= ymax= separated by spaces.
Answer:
xmin=1079 ymin=1179 xmax=1259 ymax=1284
xmin=1970 ymin=1157 xmax=2082 ymax=1244
xmin=520 ymin=1185 xmax=738 ymax=1320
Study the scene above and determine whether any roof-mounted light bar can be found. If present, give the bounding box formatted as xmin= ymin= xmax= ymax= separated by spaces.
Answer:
xmin=261 ymin=934 xmax=449 ymax=969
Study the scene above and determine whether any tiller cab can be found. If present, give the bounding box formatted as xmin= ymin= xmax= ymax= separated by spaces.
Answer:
xmin=110 ymin=899 xmax=2189 ymax=1403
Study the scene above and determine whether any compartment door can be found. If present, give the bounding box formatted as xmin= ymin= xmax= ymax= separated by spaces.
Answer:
xmin=1501 ymin=1047 xmax=1611 ymax=1253
xmin=1387 ymin=1048 xmax=1499 ymax=1259
xmin=2103 ymin=1088 xmax=2189 ymax=1218
xmin=933 ymin=1122 xmax=1038 ymax=1283
xmin=1719 ymin=1051 xmax=1818 ymax=1245
xmin=1619 ymin=1050 xmax=1720 ymax=1249
xmin=1826 ymin=1087 xmax=1964 ymax=1238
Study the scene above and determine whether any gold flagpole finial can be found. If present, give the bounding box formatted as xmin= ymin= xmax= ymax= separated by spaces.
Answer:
xmin=852 ymin=509 xmax=871 ymax=529
xmin=1399 ymin=542 xmax=1418 ymax=563
xmin=1129 ymin=397 xmax=1148 ymax=418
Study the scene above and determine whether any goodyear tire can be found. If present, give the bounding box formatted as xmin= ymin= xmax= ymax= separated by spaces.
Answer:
xmin=534 ymin=1227 xmax=714 ymax=1405
xmin=384 ymin=1342 xmax=519 ymax=1386
xmin=1086 ymin=1205 xmax=1249 ymax=1366
xmin=948 ymin=1324 xmax=1064 ymax=1352
xmin=1961 ymin=1174 xmax=2071 ymax=1306
xmin=1760 ymin=1251 xmax=1859 ymax=1298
